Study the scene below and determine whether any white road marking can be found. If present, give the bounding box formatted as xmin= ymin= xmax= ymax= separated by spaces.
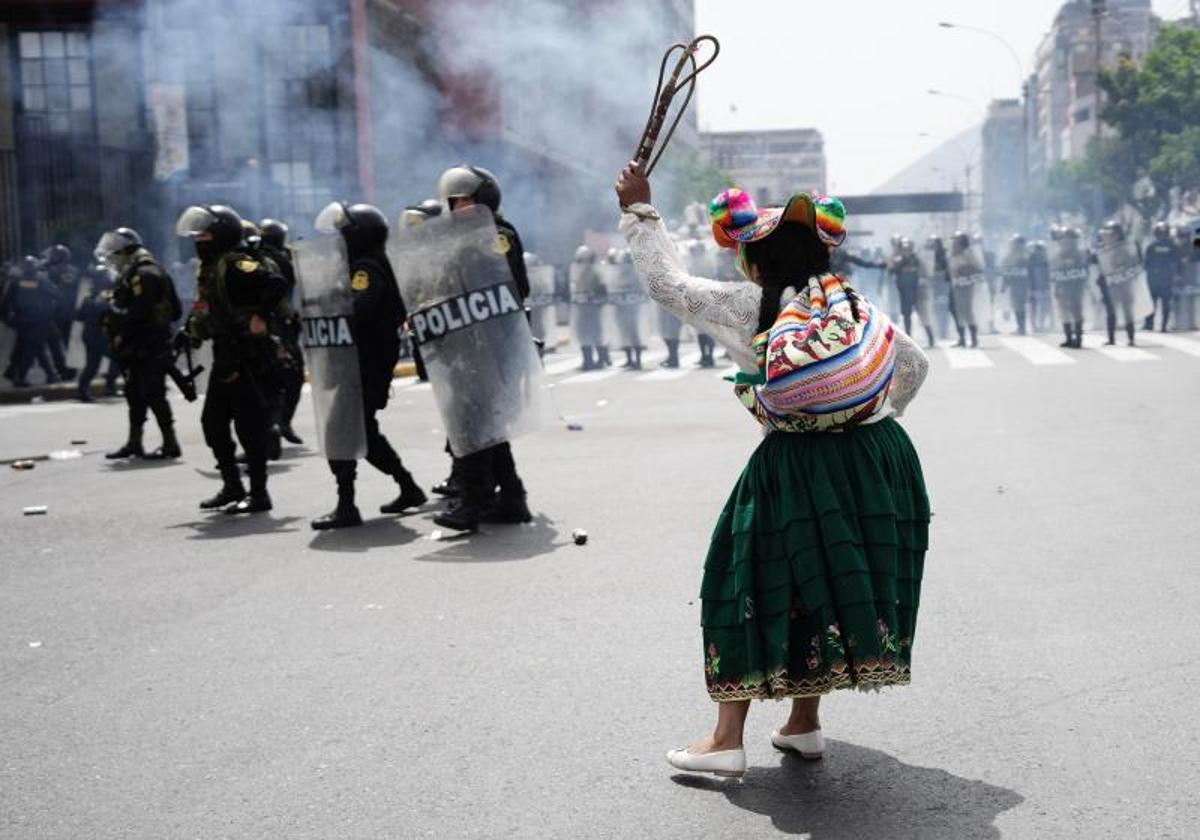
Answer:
xmin=996 ymin=336 xmax=1077 ymax=366
xmin=638 ymin=354 xmax=704 ymax=381
xmin=1081 ymin=334 xmax=1159 ymax=361
xmin=941 ymin=346 xmax=995 ymax=369
xmin=1143 ymin=332 xmax=1200 ymax=358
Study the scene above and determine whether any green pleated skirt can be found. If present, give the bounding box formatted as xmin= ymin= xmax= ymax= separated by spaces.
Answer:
xmin=700 ymin=417 xmax=930 ymax=702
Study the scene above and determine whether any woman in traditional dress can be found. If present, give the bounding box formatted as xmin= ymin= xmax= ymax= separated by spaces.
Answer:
xmin=616 ymin=164 xmax=931 ymax=779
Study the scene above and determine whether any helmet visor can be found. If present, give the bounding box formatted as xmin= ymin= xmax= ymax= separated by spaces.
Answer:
xmin=314 ymin=201 xmax=349 ymax=234
xmin=175 ymin=206 xmax=217 ymax=238
xmin=94 ymin=231 xmax=129 ymax=263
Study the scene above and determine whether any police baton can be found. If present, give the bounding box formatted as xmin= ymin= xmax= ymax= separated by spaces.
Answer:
xmin=632 ymin=35 xmax=720 ymax=176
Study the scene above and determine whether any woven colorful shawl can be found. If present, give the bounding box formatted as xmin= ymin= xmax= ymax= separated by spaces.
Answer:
xmin=734 ymin=274 xmax=897 ymax=432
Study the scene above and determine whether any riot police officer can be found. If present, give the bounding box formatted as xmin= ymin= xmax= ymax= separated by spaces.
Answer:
xmin=432 ymin=164 xmax=532 ymax=532
xmin=4 ymin=257 xmax=60 ymax=387
xmin=1144 ymin=221 xmax=1180 ymax=332
xmin=309 ymin=201 xmax=427 ymax=530
xmin=258 ymin=218 xmax=304 ymax=445
xmin=1097 ymin=220 xmax=1150 ymax=346
xmin=999 ymin=234 xmax=1032 ymax=336
xmin=1027 ymin=240 xmax=1051 ymax=333
xmin=948 ymin=231 xmax=984 ymax=348
xmin=43 ymin=244 xmax=81 ymax=361
xmin=1048 ymin=226 xmax=1090 ymax=349
xmin=178 ymin=205 xmax=288 ymax=514
xmin=75 ymin=263 xmax=120 ymax=401
xmin=892 ymin=237 xmax=928 ymax=343
xmin=94 ymin=228 xmax=182 ymax=459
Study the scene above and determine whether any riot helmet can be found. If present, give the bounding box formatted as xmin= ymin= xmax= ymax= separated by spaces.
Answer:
xmin=606 ymin=247 xmax=621 ymax=263
xmin=42 ymin=244 xmax=72 ymax=266
xmin=241 ymin=219 xmax=262 ymax=248
xmin=438 ymin=165 xmax=502 ymax=213
xmin=315 ymin=201 xmax=388 ymax=258
xmin=94 ymin=227 xmax=144 ymax=271
xmin=1009 ymin=233 xmax=1027 ymax=249
xmin=524 ymin=251 xmax=541 ymax=267
xmin=176 ymin=205 xmax=245 ymax=263
xmin=899 ymin=237 xmax=914 ymax=254
xmin=259 ymin=218 xmax=289 ymax=250
xmin=951 ymin=231 xmax=971 ymax=253
xmin=1100 ymin=219 xmax=1125 ymax=245
xmin=573 ymin=245 xmax=595 ymax=264
xmin=400 ymin=199 xmax=443 ymax=228
xmin=1153 ymin=221 xmax=1171 ymax=241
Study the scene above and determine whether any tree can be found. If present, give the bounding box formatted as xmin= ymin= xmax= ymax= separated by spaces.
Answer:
xmin=1036 ymin=23 xmax=1200 ymax=225
xmin=1094 ymin=23 xmax=1200 ymax=221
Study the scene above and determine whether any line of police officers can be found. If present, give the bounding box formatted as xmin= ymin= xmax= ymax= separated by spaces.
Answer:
xmin=68 ymin=164 xmax=529 ymax=534
xmin=873 ymin=220 xmax=1195 ymax=349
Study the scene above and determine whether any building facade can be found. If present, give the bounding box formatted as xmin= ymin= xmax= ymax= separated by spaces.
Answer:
xmin=0 ymin=0 xmax=695 ymax=264
xmin=700 ymin=128 xmax=827 ymax=207
xmin=981 ymin=98 xmax=1026 ymax=238
xmin=1026 ymin=0 xmax=1154 ymax=180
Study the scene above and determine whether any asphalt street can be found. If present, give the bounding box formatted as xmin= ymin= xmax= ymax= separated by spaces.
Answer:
xmin=2 ymin=331 xmax=1199 ymax=839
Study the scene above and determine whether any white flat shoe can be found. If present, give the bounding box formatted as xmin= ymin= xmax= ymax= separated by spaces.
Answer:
xmin=666 ymin=746 xmax=747 ymax=778
xmin=770 ymin=728 xmax=824 ymax=759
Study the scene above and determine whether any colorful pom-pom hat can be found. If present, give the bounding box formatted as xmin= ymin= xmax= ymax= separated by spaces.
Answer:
xmin=709 ymin=187 xmax=847 ymax=250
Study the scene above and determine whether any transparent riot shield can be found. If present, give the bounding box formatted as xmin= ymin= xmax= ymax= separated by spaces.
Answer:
xmin=293 ymin=236 xmax=367 ymax=461
xmin=388 ymin=206 xmax=544 ymax=457
xmin=569 ymin=261 xmax=607 ymax=348
xmin=1096 ymin=241 xmax=1154 ymax=325
xmin=949 ymin=249 xmax=991 ymax=329
xmin=607 ymin=260 xmax=651 ymax=350
xmin=526 ymin=264 xmax=557 ymax=346
xmin=1048 ymin=245 xmax=1094 ymax=326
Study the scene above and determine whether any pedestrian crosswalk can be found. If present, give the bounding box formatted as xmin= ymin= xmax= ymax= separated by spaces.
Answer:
xmin=931 ymin=332 xmax=1200 ymax=370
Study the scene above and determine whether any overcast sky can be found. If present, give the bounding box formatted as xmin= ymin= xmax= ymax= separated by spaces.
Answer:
xmin=693 ymin=0 xmax=1186 ymax=195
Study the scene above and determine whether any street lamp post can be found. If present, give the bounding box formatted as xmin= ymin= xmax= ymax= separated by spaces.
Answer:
xmin=926 ymin=91 xmax=985 ymax=231
xmin=938 ymin=21 xmax=1030 ymax=234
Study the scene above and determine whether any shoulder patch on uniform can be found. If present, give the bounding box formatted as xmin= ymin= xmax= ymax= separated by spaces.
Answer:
xmin=493 ymin=233 xmax=512 ymax=256
xmin=236 ymin=259 xmax=260 ymax=273
xmin=351 ymin=270 xmax=370 ymax=291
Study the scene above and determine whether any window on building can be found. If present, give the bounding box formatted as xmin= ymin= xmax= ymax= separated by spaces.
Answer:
xmin=265 ymin=23 xmax=338 ymax=216
xmin=17 ymin=30 xmax=94 ymax=136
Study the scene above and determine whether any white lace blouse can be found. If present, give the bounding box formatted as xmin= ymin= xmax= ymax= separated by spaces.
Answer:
xmin=618 ymin=202 xmax=930 ymax=417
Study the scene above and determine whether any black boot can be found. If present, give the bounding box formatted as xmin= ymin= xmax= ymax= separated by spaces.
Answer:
xmin=622 ymin=348 xmax=637 ymax=369
xmin=580 ymin=346 xmax=596 ymax=371
xmin=954 ymin=327 xmax=966 ymax=348
xmin=106 ymin=426 xmax=144 ymax=459
xmin=1105 ymin=312 xmax=1117 ymax=345
xmin=227 ymin=462 xmax=272 ymax=514
xmin=144 ymin=426 xmax=181 ymax=460
xmin=381 ymin=469 xmax=428 ymax=514
xmin=1073 ymin=322 xmax=1085 ymax=349
xmin=226 ymin=493 xmax=272 ymax=514
xmin=481 ymin=493 xmax=533 ymax=524
xmin=279 ymin=424 xmax=303 ymax=445
xmin=968 ymin=325 xmax=978 ymax=348
xmin=597 ymin=346 xmax=612 ymax=367
xmin=200 ymin=466 xmax=246 ymax=510
xmin=1016 ymin=311 xmax=1027 ymax=336
xmin=1125 ymin=322 xmax=1136 ymax=346
xmin=434 ymin=498 xmax=480 ymax=533
xmin=662 ymin=339 xmax=680 ymax=368
xmin=1060 ymin=323 xmax=1074 ymax=348
xmin=266 ymin=427 xmax=282 ymax=462
xmin=924 ymin=326 xmax=936 ymax=349
xmin=634 ymin=347 xmax=643 ymax=369
xmin=312 ymin=479 xmax=362 ymax=530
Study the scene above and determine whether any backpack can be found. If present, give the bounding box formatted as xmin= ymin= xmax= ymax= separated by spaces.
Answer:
xmin=734 ymin=274 xmax=897 ymax=433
